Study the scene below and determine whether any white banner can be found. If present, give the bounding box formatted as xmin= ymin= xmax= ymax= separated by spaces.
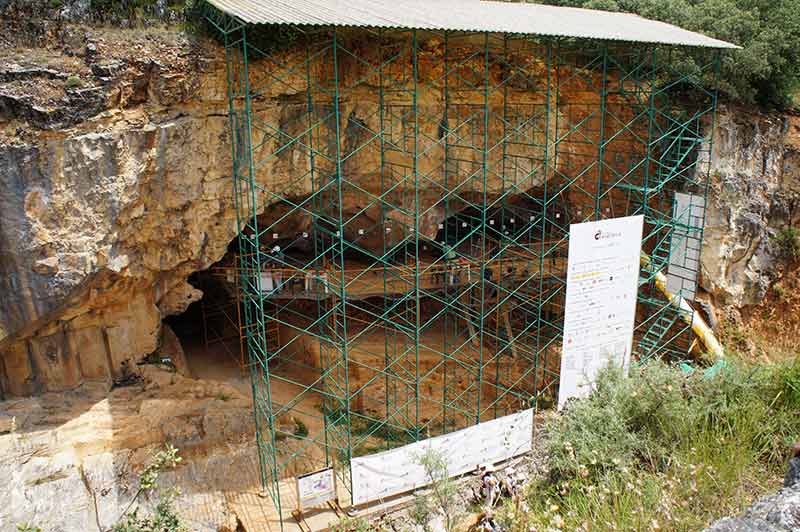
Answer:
xmin=558 ymin=215 xmax=643 ymax=410
xmin=351 ymin=409 xmax=533 ymax=506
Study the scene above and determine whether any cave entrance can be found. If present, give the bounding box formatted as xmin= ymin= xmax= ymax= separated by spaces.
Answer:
xmin=164 ymin=243 xmax=246 ymax=385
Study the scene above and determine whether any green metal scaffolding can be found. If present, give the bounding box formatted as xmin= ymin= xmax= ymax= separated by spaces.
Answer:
xmin=203 ymin=2 xmax=722 ymax=523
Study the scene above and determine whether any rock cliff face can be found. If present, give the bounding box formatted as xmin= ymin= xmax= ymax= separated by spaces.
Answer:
xmin=701 ymin=109 xmax=800 ymax=309
xmin=0 ymin=366 xmax=261 ymax=532
xmin=0 ymin=21 xmax=238 ymax=396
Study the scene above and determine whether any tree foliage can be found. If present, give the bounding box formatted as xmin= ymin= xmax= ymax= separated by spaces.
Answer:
xmin=539 ymin=0 xmax=800 ymax=109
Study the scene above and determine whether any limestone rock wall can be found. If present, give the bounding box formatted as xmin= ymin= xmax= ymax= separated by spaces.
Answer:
xmin=0 ymin=24 xmax=237 ymax=396
xmin=0 ymin=367 xmax=258 ymax=532
xmin=701 ymin=108 xmax=800 ymax=309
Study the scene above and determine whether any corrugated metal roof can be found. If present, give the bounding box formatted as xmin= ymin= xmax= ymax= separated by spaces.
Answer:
xmin=206 ymin=0 xmax=738 ymax=49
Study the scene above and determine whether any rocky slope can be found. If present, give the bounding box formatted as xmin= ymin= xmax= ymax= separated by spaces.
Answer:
xmin=1 ymin=365 xmax=260 ymax=532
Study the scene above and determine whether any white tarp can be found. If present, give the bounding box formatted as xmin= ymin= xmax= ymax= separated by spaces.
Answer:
xmin=296 ymin=467 xmax=337 ymax=511
xmin=558 ymin=215 xmax=644 ymax=410
xmin=667 ymin=192 xmax=705 ymax=301
xmin=350 ymin=408 xmax=533 ymax=506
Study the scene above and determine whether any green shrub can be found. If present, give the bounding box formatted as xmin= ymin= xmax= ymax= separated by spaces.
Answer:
xmin=773 ymin=227 xmax=800 ymax=261
xmin=88 ymin=0 xmax=194 ymax=23
xmin=112 ymin=498 xmax=185 ymax=532
xmin=547 ymin=362 xmax=695 ymax=482
xmin=112 ymin=444 xmax=186 ymax=532
xmin=330 ymin=516 xmax=381 ymax=532
xmin=514 ymin=358 xmax=800 ymax=531
xmin=548 ymin=360 xmax=800 ymax=481
xmin=64 ymin=75 xmax=82 ymax=90
xmin=411 ymin=447 xmax=463 ymax=532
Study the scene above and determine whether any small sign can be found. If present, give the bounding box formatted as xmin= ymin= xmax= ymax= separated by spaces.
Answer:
xmin=296 ymin=467 xmax=337 ymax=511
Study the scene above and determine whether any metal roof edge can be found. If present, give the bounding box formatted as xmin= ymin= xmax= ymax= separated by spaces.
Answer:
xmin=204 ymin=0 xmax=740 ymax=50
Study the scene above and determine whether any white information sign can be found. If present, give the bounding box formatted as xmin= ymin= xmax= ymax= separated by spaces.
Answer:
xmin=296 ymin=467 xmax=337 ymax=511
xmin=558 ymin=215 xmax=643 ymax=410
xmin=667 ymin=192 xmax=704 ymax=301
xmin=351 ymin=408 xmax=533 ymax=506
xmin=259 ymin=272 xmax=274 ymax=292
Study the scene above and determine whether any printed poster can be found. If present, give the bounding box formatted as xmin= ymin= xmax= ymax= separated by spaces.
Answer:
xmin=558 ymin=215 xmax=643 ymax=409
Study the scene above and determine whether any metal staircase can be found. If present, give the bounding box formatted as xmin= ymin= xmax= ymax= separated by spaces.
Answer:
xmin=640 ymin=230 xmax=672 ymax=286
xmin=619 ymin=118 xmax=701 ymax=215
xmin=637 ymin=305 xmax=685 ymax=362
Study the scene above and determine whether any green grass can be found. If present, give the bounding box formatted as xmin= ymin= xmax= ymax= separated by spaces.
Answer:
xmin=495 ymin=358 xmax=800 ymax=532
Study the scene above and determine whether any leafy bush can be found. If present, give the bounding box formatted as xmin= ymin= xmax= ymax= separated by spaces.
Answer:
xmin=112 ymin=444 xmax=186 ymax=532
xmin=112 ymin=498 xmax=185 ymax=532
xmin=411 ymin=447 xmax=464 ymax=532
xmin=773 ymin=227 xmax=800 ymax=261
xmin=549 ymin=360 xmax=800 ymax=481
xmin=510 ymin=359 xmax=800 ymax=531
xmin=330 ymin=516 xmax=382 ymax=532
xmin=87 ymin=0 xmax=193 ymax=23
xmin=64 ymin=75 xmax=82 ymax=90
xmin=546 ymin=362 xmax=696 ymax=482
xmin=540 ymin=0 xmax=800 ymax=109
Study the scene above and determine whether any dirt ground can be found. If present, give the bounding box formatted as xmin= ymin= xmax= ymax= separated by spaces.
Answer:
xmin=721 ymin=264 xmax=800 ymax=361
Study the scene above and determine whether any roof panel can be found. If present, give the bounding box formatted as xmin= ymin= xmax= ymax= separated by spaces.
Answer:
xmin=207 ymin=0 xmax=738 ymax=49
